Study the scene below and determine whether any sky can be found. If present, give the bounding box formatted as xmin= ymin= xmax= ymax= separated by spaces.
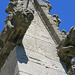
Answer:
xmin=0 ymin=0 xmax=75 ymax=33
xmin=0 ymin=0 xmax=10 ymax=33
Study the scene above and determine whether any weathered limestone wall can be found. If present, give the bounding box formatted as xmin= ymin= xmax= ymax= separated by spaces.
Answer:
xmin=16 ymin=0 xmax=67 ymax=75
xmin=0 ymin=48 xmax=19 ymax=75
xmin=0 ymin=0 xmax=68 ymax=75
xmin=0 ymin=0 xmax=34 ymax=74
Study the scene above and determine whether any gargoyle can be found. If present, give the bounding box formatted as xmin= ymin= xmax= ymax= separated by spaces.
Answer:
xmin=0 ymin=8 xmax=34 ymax=70
xmin=58 ymin=26 xmax=75 ymax=72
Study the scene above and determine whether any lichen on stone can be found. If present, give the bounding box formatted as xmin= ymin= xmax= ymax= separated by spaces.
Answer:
xmin=0 ymin=0 xmax=34 ymax=69
xmin=58 ymin=26 xmax=75 ymax=71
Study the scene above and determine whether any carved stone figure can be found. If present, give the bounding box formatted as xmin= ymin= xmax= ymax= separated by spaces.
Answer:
xmin=0 ymin=0 xmax=34 ymax=69
xmin=52 ymin=14 xmax=61 ymax=27
xmin=58 ymin=26 xmax=75 ymax=71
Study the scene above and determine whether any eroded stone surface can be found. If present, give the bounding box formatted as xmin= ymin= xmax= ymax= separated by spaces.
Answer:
xmin=0 ymin=0 xmax=73 ymax=75
xmin=0 ymin=48 xmax=18 ymax=75
xmin=0 ymin=0 xmax=34 ymax=70
xmin=58 ymin=26 xmax=75 ymax=72
xmin=16 ymin=1 xmax=67 ymax=75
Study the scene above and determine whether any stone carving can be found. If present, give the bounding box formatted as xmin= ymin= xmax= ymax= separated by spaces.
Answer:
xmin=58 ymin=26 xmax=75 ymax=72
xmin=60 ymin=30 xmax=66 ymax=39
xmin=0 ymin=0 xmax=34 ymax=69
xmin=39 ymin=0 xmax=52 ymax=14
xmin=61 ymin=30 xmax=66 ymax=35
xmin=45 ymin=0 xmax=52 ymax=13
xmin=52 ymin=14 xmax=61 ymax=27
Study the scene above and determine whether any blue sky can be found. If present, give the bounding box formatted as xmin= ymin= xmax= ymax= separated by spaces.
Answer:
xmin=0 ymin=0 xmax=75 ymax=33
xmin=0 ymin=0 xmax=10 ymax=33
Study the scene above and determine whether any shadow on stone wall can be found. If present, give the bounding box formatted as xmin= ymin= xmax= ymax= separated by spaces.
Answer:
xmin=16 ymin=45 xmax=29 ymax=64
xmin=60 ymin=58 xmax=68 ymax=74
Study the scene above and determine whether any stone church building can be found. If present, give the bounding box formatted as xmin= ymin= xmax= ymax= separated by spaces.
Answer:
xmin=0 ymin=0 xmax=75 ymax=75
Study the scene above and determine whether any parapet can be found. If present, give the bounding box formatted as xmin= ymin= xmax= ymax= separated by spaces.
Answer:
xmin=34 ymin=0 xmax=66 ymax=44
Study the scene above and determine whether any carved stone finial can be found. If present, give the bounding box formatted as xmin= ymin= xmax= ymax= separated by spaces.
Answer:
xmin=45 ymin=0 xmax=49 ymax=2
xmin=53 ymin=14 xmax=61 ymax=26
xmin=61 ymin=30 xmax=66 ymax=35
xmin=53 ymin=14 xmax=59 ymax=18
xmin=45 ymin=0 xmax=52 ymax=13
xmin=0 ymin=0 xmax=34 ymax=69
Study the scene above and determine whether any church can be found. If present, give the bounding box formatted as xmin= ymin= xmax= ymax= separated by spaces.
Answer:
xmin=0 ymin=0 xmax=75 ymax=75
